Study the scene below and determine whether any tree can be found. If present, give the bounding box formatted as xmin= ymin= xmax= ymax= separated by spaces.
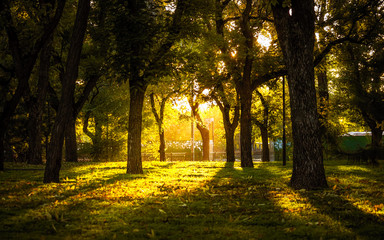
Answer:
xmin=44 ymin=0 xmax=90 ymax=183
xmin=111 ymin=0 xmax=187 ymax=174
xmin=253 ymin=90 xmax=270 ymax=162
xmin=272 ymin=0 xmax=328 ymax=189
xmin=211 ymin=83 xmax=239 ymax=163
xmin=337 ymin=42 xmax=384 ymax=165
xmin=188 ymin=96 xmax=210 ymax=161
xmin=0 ymin=0 xmax=66 ymax=170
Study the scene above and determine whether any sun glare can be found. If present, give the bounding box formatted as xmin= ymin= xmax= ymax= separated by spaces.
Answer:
xmin=257 ymin=34 xmax=271 ymax=49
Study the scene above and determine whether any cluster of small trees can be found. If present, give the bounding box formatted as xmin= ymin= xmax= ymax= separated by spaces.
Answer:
xmin=1 ymin=0 xmax=383 ymax=189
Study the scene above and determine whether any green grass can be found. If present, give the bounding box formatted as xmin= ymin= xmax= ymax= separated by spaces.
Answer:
xmin=1 ymin=160 xmax=384 ymax=239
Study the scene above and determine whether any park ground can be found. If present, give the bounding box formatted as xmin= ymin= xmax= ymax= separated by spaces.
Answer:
xmin=0 ymin=160 xmax=384 ymax=239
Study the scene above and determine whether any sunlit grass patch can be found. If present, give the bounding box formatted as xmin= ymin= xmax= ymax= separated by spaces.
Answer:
xmin=1 ymin=160 xmax=383 ymax=239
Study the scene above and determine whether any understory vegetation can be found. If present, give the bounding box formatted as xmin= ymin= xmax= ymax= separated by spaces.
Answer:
xmin=1 ymin=160 xmax=383 ymax=239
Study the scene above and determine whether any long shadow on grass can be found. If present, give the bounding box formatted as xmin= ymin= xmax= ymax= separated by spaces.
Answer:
xmin=0 ymin=166 xmax=148 ymax=239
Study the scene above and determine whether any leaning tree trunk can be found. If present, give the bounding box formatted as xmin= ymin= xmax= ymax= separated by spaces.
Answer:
xmin=272 ymin=0 xmax=328 ymax=190
xmin=196 ymin=123 xmax=210 ymax=161
xmin=127 ymin=81 xmax=147 ymax=174
xmin=44 ymin=0 xmax=90 ymax=183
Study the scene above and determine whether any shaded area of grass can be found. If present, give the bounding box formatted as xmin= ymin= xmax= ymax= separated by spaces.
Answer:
xmin=0 ymin=160 xmax=383 ymax=239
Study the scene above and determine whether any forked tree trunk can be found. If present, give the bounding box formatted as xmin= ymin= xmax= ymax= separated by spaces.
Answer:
xmin=272 ymin=0 xmax=328 ymax=189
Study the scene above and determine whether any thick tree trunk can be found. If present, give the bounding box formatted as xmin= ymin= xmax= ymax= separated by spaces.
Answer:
xmin=239 ymin=89 xmax=253 ymax=167
xmin=272 ymin=0 xmax=328 ymax=189
xmin=127 ymin=82 xmax=147 ymax=174
xmin=65 ymin=115 xmax=78 ymax=162
xmin=44 ymin=0 xmax=90 ymax=183
xmin=238 ymin=0 xmax=254 ymax=168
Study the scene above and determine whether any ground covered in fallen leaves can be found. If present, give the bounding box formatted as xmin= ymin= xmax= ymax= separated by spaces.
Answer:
xmin=0 ymin=160 xmax=383 ymax=239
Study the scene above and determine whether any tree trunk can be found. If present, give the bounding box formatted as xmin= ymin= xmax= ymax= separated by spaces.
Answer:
xmin=239 ymin=89 xmax=253 ymax=167
xmin=237 ymin=0 xmax=254 ymax=168
xmin=369 ymin=126 xmax=382 ymax=166
xmin=317 ymin=69 xmax=329 ymax=137
xmin=159 ymin=130 xmax=166 ymax=162
xmin=260 ymin=126 xmax=270 ymax=162
xmin=224 ymin=125 xmax=236 ymax=162
xmin=196 ymin=122 xmax=210 ymax=161
xmin=27 ymin=39 xmax=51 ymax=165
xmin=127 ymin=81 xmax=147 ymax=174
xmin=93 ymin=116 xmax=103 ymax=161
xmin=272 ymin=0 xmax=328 ymax=189
xmin=190 ymin=102 xmax=210 ymax=161
xmin=65 ymin=115 xmax=78 ymax=162
xmin=44 ymin=0 xmax=90 ymax=183
xmin=27 ymin=103 xmax=44 ymax=164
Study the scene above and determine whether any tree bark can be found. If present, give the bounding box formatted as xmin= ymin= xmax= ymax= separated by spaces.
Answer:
xmin=44 ymin=0 xmax=90 ymax=183
xmin=150 ymin=92 xmax=173 ymax=162
xmin=64 ymin=114 xmax=78 ymax=162
xmin=190 ymin=102 xmax=210 ymax=161
xmin=237 ymin=0 xmax=254 ymax=168
xmin=127 ymin=81 xmax=147 ymax=174
xmin=272 ymin=0 xmax=328 ymax=189
xmin=0 ymin=0 xmax=66 ymax=170
xmin=239 ymin=87 xmax=253 ymax=167
xmin=27 ymin=39 xmax=52 ymax=165
xmin=260 ymin=126 xmax=270 ymax=162
xmin=255 ymin=90 xmax=270 ymax=162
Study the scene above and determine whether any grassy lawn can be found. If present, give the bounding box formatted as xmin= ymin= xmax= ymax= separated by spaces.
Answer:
xmin=0 ymin=160 xmax=383 ymax=239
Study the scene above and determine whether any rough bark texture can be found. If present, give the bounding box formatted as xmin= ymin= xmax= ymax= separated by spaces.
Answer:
xmin=272 ymin=0 xmax=328 ymax=189
xmin=44 ymin=0 xmax=90 ymax=183
xmin=237 ymin=0 xmax=254 ymax=168
xmin=239 ymin=87 xmax=253 ymax=167
xmin=127 ymin=82 xmax=147 ymax=174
